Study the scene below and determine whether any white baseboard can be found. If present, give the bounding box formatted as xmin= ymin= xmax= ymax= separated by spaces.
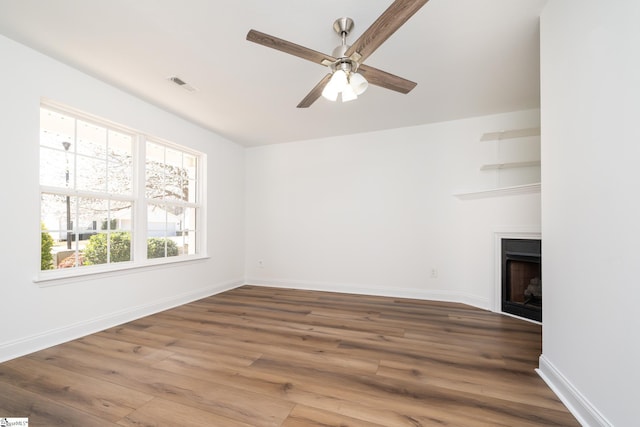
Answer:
xmin=245 ymin=278 xmax=491 ymax=311
xmin=0 ymin=279 xmax=243 ymax=363
xmin=537 ymin=355 xmax=612 ymax=427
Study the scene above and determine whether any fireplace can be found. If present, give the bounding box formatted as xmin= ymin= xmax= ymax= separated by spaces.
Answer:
xmin=501 ymin=238 xmax=541 ymax=322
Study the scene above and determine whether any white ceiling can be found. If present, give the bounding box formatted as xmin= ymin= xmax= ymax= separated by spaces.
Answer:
xmin=0 ymin=0 xmax=546 ymax=147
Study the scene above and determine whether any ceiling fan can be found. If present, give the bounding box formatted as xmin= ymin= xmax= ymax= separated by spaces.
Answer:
xmin=246 ymin=0 xmax=428 ymax=108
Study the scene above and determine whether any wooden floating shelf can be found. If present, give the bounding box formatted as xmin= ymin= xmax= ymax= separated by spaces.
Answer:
xmin=480 ymin=127 xmax=540 ymax=141
xmin=480 ymin=160 xmax=541 ymax=171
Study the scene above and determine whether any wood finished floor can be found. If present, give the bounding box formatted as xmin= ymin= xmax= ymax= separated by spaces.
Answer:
xmin=0 ymin=286 xmax=578 ymax=426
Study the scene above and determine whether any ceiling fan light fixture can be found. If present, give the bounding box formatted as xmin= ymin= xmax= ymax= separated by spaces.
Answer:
xmin=321 ymin=83 xmax=340 ymax=101
xmin=341 ymin=83 xmax=358 ymax=102
xmin=328 ymin=69 xmax=348 ymax=92
xmin=349 ymin=72 xmax=368 ymax=95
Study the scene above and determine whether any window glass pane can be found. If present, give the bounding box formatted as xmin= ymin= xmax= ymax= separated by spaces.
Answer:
xmin=76 ymin=155 xmax=107 ymax=192
xmin=108 ymin=232 xmax=132 ymax=264
xmin=184 ymin=154 xmax=197 ymax=180
xmin=77 ymin=120 xmax=107 ymax=158
xmin=57 ymin=248 xmax=82 ymax=269
xmin=173 ymin=208 xmax=196 ymax=255
xmin=180 ymin=231 xmax=196 ymax=255
xmin=146 ymin=142 xmax=165 ymax=200
xmin=41 ymin=192 xmax=70 ymax=238
xmin=78 ymin=199 xmax=133 ymax=266
xmin=147 ymin=204 xmax=182 ymax=259
xmin=146 ymin=141 xmax=164 ymax=163
xmin=164 ymin=174 xmax=185 ymax=202
xmin=108 ymin=131 xmax=133 ymax=195
xmin=147 ymin=236 xmax=166 ymax=259
xmin=164 ymin=148 xmax=188 ymax=201
xmin=42 ymin=191 xmax=80 ymax=270
xmin=185 ymin=177 xmax=197 ymax=203
xmin=77 ymin=197 xmax=105 ymax=232
xmin=40 ymin=108 xmax=74 ymax=151
xmin=83 ymin=232 xmax=108 ymax=266
xmin=108 ymin=200 xmax=133 ymax=231
xmin=167 ymin=245 xmax=179 ymax=257
xmin=163 ymin=149 xmax=186 ymax=202
xmin=108 ymin=160 xmax=133 ymax=194
xmin=108 ymin=130 xmax=133 ymax=158
xmin=41 ymin=229 xmax=56 ymax=270
xmin=165 ymin=147 xmax=182 ymax=169
xmin=40 ymin=147 xmax=73 ymax=188
xmin=147 ymin=204 xmax=167 ymax=237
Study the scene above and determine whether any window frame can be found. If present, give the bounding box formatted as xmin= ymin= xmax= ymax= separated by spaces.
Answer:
xmin=37 ymin=100 xmax=207 ymax=284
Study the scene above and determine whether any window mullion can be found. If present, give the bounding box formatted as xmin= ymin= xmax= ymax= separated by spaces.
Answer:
xmin=133 ymin=135 xmax=147 ymax=262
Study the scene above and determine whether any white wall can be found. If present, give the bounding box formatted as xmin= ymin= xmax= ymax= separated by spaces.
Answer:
xmin=0 ymin=35 xmax=245 ymax=362
xmin=539 ymin=1 xmax=640 ymax=426
xmin=246 ymin=110 xmax=541 ymax=309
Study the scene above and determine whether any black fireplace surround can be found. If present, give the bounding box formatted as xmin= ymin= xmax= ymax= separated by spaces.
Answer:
xmin=501 ymin=238 xmax=542 ymax=322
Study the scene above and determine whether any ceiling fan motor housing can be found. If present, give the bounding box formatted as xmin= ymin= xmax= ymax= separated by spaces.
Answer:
xmin=331 ymin=17 xmax=360 ymax=72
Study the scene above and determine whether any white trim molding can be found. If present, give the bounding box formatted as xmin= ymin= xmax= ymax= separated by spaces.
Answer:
xmin=538 ymin=355 xmax=613 ymax=427
xmin=245 ymin=278 xmax=491 ymax=311
xmin=0 ymin=278 xmax=243 ymax=363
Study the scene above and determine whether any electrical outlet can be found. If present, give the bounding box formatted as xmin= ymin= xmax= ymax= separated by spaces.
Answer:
xmin=430 ymin=268 xmax=438 ymax=278
xmin=258 ymin=259 xmax=264 ymax=268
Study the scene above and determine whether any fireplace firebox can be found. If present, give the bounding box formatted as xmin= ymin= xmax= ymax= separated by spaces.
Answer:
xmin=501 ymin=238 xmax=541 ymax=322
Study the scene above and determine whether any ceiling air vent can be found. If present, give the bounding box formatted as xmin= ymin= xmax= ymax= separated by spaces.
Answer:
xmin=168 ymin=76 xmax=197 ymax=92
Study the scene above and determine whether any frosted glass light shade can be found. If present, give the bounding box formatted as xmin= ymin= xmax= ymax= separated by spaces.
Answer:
xmin=349 ymin=72 xmax=368 ymax=95
xmin=341 ymin=84 xmax=357 ymax=102
xmin=321 ymin=83 xmax=339 ymax=101
xmin=329 ymin=69 xmax=348 ymax=92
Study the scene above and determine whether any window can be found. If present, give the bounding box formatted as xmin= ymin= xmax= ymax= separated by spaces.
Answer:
xmin=39 ymin=102 xmax=204 ymax=274
xmin=145 ymin=141 xmax=199 ymax=259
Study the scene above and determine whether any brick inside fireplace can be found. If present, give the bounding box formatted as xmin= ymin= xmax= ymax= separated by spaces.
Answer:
xmin=502 ymin=238 xmax=541 ymax=322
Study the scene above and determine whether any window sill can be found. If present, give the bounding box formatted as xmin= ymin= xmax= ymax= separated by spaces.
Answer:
xmin=34 ymin=255 xmax=210 ymax=287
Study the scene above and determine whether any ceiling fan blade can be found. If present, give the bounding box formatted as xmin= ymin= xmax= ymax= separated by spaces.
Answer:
xmin=297 ymin=73 xmax=333 ymax=108
xmin=247 ymin=29 xmax=336 ymax=65
xmin=358 ymin=64 xmax=417 ymax=94
xmin=345 ymin=0 xmax=428 ymax=63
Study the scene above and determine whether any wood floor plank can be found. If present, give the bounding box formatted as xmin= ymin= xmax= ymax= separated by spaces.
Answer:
xmin=0 ymin=285 xmax=578 ymax=426
xmin=28 ymin=344 xmax=294 ymax=427
xmin=375 ymin=358 xmax=567 ymax=412
xmin=0 ymin=381 xmax=119 ymax=426
xmin=0 ymin=357 xmax=152 ymax=422
xmin=246 ymin=356 xmax=573 ymax=427
xmin=282 ymin=404 xmax=388 ymax=427
xmin=117 ymin=397 xmax=256 ymax=427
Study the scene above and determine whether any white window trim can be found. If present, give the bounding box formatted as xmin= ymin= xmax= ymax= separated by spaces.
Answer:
xmin=34 ymin=254 xmax=211 ymax=286
xmin=36 ymin=100 xmax=207 ymax=285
